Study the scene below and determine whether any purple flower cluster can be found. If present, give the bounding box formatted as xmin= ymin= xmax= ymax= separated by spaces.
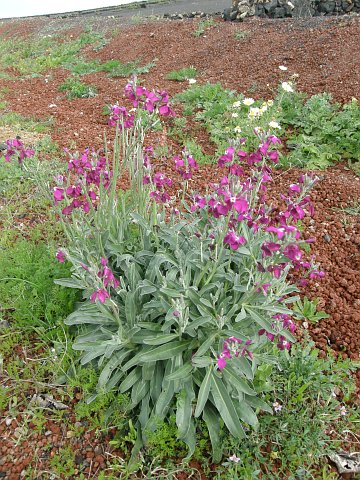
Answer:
xmin=1 ymin=138 xmax=35 ymax=164
xmin=124 ymin=82 xmax=175 ymax=117
xmin=258 ymin=313 xmax=296 ymax=351
xmin=174 ymin=151 xmax=198 ymax=180
xmin=108 ymin=105 xmax=135 ymax=128
xmin=97 ymin=256 xmax=120 ymax=289
xmin=109 ymin=81 xmax=175 ymax=127
xmin=90 ymin=257 xmax=119 ymax=304
xmin=143 ymin=171 xmax=173 ymax=204
xmin=53 ymin=149 xmax=112 ymax=216
xmin=188 ymin=137 xmax=324 ymax=282
xmin=217 ymin=337 xmax=253 ymax=370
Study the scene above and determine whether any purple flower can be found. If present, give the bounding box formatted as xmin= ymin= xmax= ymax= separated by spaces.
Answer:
xmin=283 ymin=244 xmax=302 ymax=262
xmin=217 ymin=356 xmax=227 ymax=370
xmin=90 ymin=289 xmax=110 ymax=304
xmin=56 ymin=250 xmax=66 ymax=263
xmin=261 ymin=241 xmax=281 ymax=257
xmin=233 ymin=197 xmax=248 ymax=214
xmin=224 ymin=231 xmax=247 ymax=250
xmin=54 ymin=187 xmax=64 ymax=203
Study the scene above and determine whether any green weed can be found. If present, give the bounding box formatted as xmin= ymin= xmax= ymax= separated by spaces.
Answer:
xmin=333 ymin=198 xmax=360 ymax=216
xmin=216 ymin=341 xmax=357 ymax=479
xmin=166 ymin=66 xmax=198 ymax=82
xmin=59 ymin=76 xmax=97 ymax=99
xmin=49 ymin=445 xmax=76 ymax=476
xmin=292 ymin=296 xmax=330 ymax=323
xmin=234 ymin=29 xmax=248 ymax=40
xmin=0 ymin=29 xmax=106 ymax=76
xmin=279 ymin=94 xmax=360 ymax=169
xmin=0 ymin=238 xmax=79 ymax=328
xmin=0 ymin=112 xmax=54 ymax=132
xmin=101 ymin=59 xmax=156 ymax=78
xmin=192 ymin=18 xmax=216 ymax=37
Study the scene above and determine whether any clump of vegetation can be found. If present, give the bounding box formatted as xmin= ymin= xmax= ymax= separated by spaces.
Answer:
xmin=279 ymin=94 xmax=360 ymax=169
xmin=0 ymin=238 xmax=79 ymax=328
xmin=59 ymin=76 xmax=97 ymax=99
xmin=166 ymin=66 xmax=198 ymax=82
xmin=193 ymin=17 xmax=216 ymax=37
xmin=175 ymin=81 xmax=360 ymax=170
xmin=100 ymin=59 xmax=156 ymax=77
xmin=0 ymin=29 xmax=106 ymax=75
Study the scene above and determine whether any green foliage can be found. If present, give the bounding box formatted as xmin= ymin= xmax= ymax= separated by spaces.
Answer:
xmin=59 ymin=76 xmax=97 ymax=99
xmin=183 ymin=138 xmax=212 ymax=164
xmin=175 ymin=82 xmax=277 ymax=153
xmin=334 ymin=198 xmax=360 ymax=216
xmin=0 ymin=385 xmax=8 ymax=411
xmin=68 ymin=58 xmax=101 ymax=75
xmin=166 ymin=67 xmax=198 ymax=82
xmin=145 ymin=415 xmax=187 ymax=460
xmin=66 ymin=57 xmax=156 ymax=78
xmin=292 ymin=296 xmax=330 ymax=323
xmin=234 ymin=29 xmax=248 ymax=40
xmin=192 ymin=18 xmax=216 ymax=37
xmin=49 ymin=446 xmax=76 ymax=477
xmin=0 ymin=238 xmax=79 ymax=328
xmin=176 ymin=82 xmax=360 ymax=169
xmin=0 ymin=29 xmax=106 ymax=75
xmin=279 ymin=94 xmax=360 ymax=169
xmin=101 ymin=59 xmax=156 ymax=78
xmin=217 ymin=342 xmax=356 ymax=479
xmin=175 ymin=82 xmax=235 ymax=117
xmin=0 ymin=111 xmax=54 ymax=132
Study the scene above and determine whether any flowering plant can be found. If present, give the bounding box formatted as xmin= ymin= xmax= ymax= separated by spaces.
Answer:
xmin=2 ymin=79 xmax=323 ymax=461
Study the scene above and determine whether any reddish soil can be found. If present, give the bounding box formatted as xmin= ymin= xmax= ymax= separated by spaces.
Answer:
xmin=0 ymin=13 xmax=359 ymax=479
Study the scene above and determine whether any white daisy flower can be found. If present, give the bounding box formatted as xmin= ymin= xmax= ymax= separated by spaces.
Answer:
xmin=269 ymin=121 xmax=281 ymax=129
xmin=188 ymin=78 xmax=197 ymax=84
xmin=243 ymin=97 xmax=255 ymax=106
xmin=281 ymin=82 xmax=294 ymax=93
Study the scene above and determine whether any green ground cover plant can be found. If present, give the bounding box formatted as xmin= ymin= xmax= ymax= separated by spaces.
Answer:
xmin=0 ymin=238 xmax=79 ymax=328
xmin=0 ymin=112 xmax=54 ymax=132
xmin=59 ymin=76 xmax=97 ymax=99
xmin=166 ymin=67 xmax=198 ymax=82
xmin=193 ymin=18 xmax=216 ymax=37
xmin=292 ymin=296 xmax=330 ymax=323
xmin=0 ymin=29 xmax=106 ymax=76
xmin=66 ymin=57 xmax=156 ymax=78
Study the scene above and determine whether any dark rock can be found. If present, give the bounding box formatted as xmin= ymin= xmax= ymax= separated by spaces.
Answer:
xmin=319 ymin=1 xmax=336 ymax=13
xmin=264 ymin=0 xmax=278 ymax=13
xmin=274 ymin=6 xmax=286 ymax=16
xmin=223 ymin=8 xmax=232 ymax=20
